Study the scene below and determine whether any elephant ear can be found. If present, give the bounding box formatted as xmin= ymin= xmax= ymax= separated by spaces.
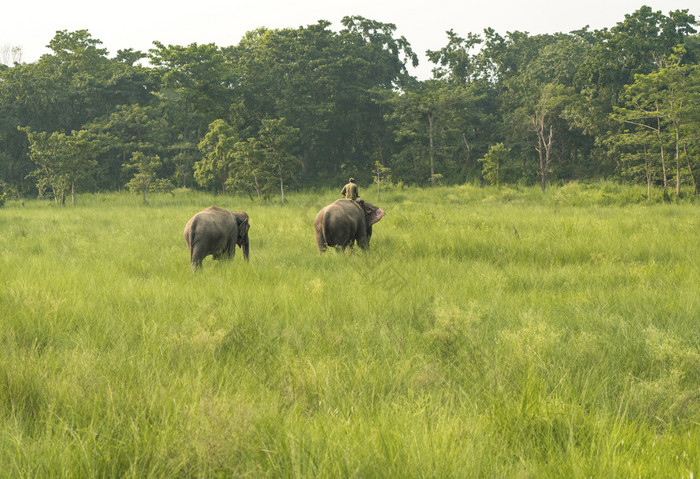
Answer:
xmin=359 ymin=200 xmax=374 ymax=216
xmin=359 ymin=200 xmax=385 ymax=226
xmin=237 ymin=216 xmax=249 ymax=235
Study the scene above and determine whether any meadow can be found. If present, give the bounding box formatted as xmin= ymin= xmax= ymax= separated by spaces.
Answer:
xmin=1 ymin=183 xmax=699 ymax=477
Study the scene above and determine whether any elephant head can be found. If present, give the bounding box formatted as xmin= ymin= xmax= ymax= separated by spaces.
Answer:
xmin=357 ymin=199 xmax=385 ymax=239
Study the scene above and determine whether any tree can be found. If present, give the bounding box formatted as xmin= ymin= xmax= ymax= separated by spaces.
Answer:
xmin=23 ymin=128 xmax=97 ymax=205
xmin=613 ymin=52 xmax=700 ymax=197
xmin=529 ymin=84 xmax=566 ymax=191
xmin=85 ymin=103 xmax=170 ymax=190
xmin=478 ymin=143 xmax=511 ymax=187
xmin=3 ymin=11 xmax=699 ymax=194
xmin=230 ymin=17 xmax=418 ymax=184
xmin=613 ymin=78 xmax=670 ymax=196
xmin=426 ymin=30 xmax=483 ymax=84
xmin=258 ymin=118 xmax=300 ymax=204
xmin=608 ymin=127 xmax=656 ymax=200
xmin=339 ymin=16 xmax=418 ymax=89
xmin=0 ymin=30 xmax=155 ymax=194
xmin=373 ymin=160 xmax=391 ymax=201
xmin=388 ymin=80 xmax=457 ymax=185
xmin=657 ymin=49 xmax=700 ymax=195
xmin=24 ymin=129 xmax=69 ymax=204
xmin=149 ymin=42 xmax=234 ymax=187
xmin=576 ymin=7 xmax=697 ymax=157
xmin=195 ymin=119 xmax=239 ymax=195
xmin=45 ymin=30 xmax=153 ymax=132
xmin=62 ymin=130 xmax=99 ymax=205
xmin=124 ymin=152 xmax=165 ymax=203
xmin=232 ymin=138 xmax=266 ymax=200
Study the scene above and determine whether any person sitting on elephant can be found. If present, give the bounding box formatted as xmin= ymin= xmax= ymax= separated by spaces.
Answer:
xmin=341 ymin=178 xmax=359 ymax=201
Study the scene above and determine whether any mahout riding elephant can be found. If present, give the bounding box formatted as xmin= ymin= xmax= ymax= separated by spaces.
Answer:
xmin=314 ymin=199 xmax=385 ymax=252
xmin=184 ymin=206 xmax=249 ymax=269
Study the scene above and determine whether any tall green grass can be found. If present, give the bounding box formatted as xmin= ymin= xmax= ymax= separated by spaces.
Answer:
xmin=1 ymin=183 xmax=699 ymax=477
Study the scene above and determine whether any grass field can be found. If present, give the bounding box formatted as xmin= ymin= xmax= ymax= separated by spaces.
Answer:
xmin=1 ymin=183 xmax=699 ymax=477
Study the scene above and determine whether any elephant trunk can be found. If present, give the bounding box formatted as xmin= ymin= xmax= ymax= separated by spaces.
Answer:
xmin=241 ymin=235 xmax=249 ymax=261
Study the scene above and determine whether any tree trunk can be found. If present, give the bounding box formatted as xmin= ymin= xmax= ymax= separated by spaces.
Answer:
xmin=659 ymin=143 xmax=668 ymax=196
xmin=533 ymin=116 xmax=553 ymax=192
xmin=684 ymin=143 xmax=699 ymax=195
xmin=537 ymin=146 xmax=546 ymax=192
xmin=644 ymin=145 xmax=651 ymax=201
xmin=302 ymin=150 xmax=309 ymax=173
xmin=672 ymin=100 xmax=681 ymax=196
xmin=428 ymin=113 xmax=435 ymax=186
xmin=655 ymin=106 xmax=668 ymax=196
xmin=254 ymin=173 xmax=261 ymax=200
xmin=279 ymin=176 xmax=285 ymax=205
xmin=675 ymin=123 xmax=681 ymax=196
xmin=183 ymin=98 xmax=189 ymax=189
xmin=71 ymin=181 xmax=75 ymax=206
xmin=462 ymin=133 xmax=472 ymax=171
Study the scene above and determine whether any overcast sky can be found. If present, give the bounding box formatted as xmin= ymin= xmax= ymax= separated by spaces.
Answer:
xmin=1 ymin=0 xmax=696 ymax=79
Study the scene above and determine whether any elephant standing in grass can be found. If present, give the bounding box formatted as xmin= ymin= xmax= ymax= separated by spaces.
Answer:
xmin=314 ymin=199 xmax=385 ymax=252
xmin=184 ymin=206 xmax=249 ymax=269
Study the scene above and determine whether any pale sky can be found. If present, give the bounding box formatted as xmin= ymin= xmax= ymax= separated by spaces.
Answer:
xmin=1 ymin=0 xmax=696 ymax=79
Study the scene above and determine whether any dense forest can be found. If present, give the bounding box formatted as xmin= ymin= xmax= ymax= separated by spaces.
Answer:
xmin=0 ymin=6 xmax=698 ymax=203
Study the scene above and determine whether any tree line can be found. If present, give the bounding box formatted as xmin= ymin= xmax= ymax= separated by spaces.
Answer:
xmin=0 ymin=7 xmax=698 ymax=203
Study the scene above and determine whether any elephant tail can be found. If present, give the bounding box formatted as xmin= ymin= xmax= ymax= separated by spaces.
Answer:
xmin=321 ymin=210 xmax=332 ymax=245
xmin=314 ymin=210 xmax=330 ymax=249
xmin=186 ymin=221 xmax=197 ymax=263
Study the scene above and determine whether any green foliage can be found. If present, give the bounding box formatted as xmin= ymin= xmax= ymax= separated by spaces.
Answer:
xmin=0 ymin=8 xmax=698 ymax=197
xmin=22 ymin=128 xmax=98 ymax=205
xmin=195 ymin=119 xmax=239 ymax=194
xmin=124 ymin=151 xmax=166 ymax=203
xmin=372 ymin=160 xmax=391 ymax=201
xmin=611 ymin=47 xmax=700 ymax=197
xmin=1 ymin=185 xmax=699 ymax=476
xmin=231 ymin=137 xmax=267 ymax=200
xmin=478 ymin=142 xmax=510 ymax=186
xmin=258 ymin=118 xmax=301 ymax=204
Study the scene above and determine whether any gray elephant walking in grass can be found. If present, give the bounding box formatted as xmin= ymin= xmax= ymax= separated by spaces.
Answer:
xmin=314 ymin=199 xmax=385 ymax=252
xmin=184 ymin=206 xmax=250 ymax=270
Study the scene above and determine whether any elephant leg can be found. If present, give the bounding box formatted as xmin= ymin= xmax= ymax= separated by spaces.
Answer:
xmin=192 ymin=244 xmax=205 ymax=261
xmin=190 ymin=246 xmax=206 ymax=270
xmin=356 ymin=232 xmax=369 ymax=250
xmin=315 ymin=229 xmax=327 ymax=253
xmin=219 ymin=237 xmax=234 ymax=260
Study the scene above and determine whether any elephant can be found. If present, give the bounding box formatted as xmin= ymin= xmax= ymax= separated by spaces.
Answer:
xmin=184 ymin=206 xmax=249 ymax=269
xmin=314 ymin=199 xmax=385 ymax=252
